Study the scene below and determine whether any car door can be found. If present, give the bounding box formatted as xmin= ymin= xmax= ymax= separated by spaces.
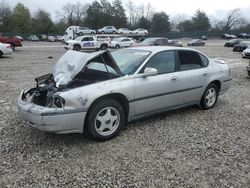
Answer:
xmin=176 ymin=50 xmax=210 ymax=104
xmin=133 ymin=51 xmax=182 ymax=116
xmin=81 ymin=37 xmax=96 ymax=49
xmin=120 ymin=39 xmax=131 ymax=47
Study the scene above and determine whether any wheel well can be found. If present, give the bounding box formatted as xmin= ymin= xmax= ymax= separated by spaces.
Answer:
xmin=74 ymin=44 xmax=81 ymax=48
xmin=210 ymin=80 xmax=221 ymax=92
xmin=84 ymin=93 xmax=129 ymax=130
xmin=101 ymin=43 xmax=108 ymax=47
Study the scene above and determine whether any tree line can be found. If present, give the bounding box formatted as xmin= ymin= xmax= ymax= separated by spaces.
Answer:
xmin=0 ymin=0 xmax=249 ymax=35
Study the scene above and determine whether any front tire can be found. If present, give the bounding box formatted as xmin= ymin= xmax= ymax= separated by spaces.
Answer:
xmin=86 ymin=99 xmax=125 ymax=141
xmin=200 ymin=84 xmax=219 ymax=110
xmin=115 ymin=44 xmax=120 ymax=49
xmin=73 ymin=45 xmax=81 ymax=51
xmin=100 ymin=44 xmax=108 ymax=50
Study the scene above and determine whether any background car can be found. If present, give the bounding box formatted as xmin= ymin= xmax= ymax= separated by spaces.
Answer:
xmin=98 ymin=26 xmax=118 ymax=34
xmin=221 ymin=34 xmax=237 ymax=39
xmin=76 ymin=27 xmax=96 ymax=35
xmin=241 ymin=46 xmax=250 ymax=58
xmin=38 ymin=34 xmax=47 ymax=41
xmin=168 ymin=40 xmax=183 ymax=47
xmin=14 ymin=36 xmax=23 ymax=41
xmin=110 ymin=37 xmax=135 ymax=48
xmin=17 ymin=47 xmax=231 ymax=141
xmin=118 ymin=28 xmax=132 ymax=34
xmin=132 ymin=28 xmax=148 ymax=35
xmin=27 ymin=35 xmax=39 ymax=41
xmin=233 ymin=41 xmax=250 ymax=52
xmin=138 ymin=37 xmax=168 ymax=46
xmin=0 ymin=36 xmax=22 ymax=50
xmin=224 ymin=39 xmax=243 ymax=47
xmin=200 ymin=36 xmax=207 ymax=40
xmin=187 ymin=39 xmax=205 ymax=46
xmin=55 ymin=35 xmax=63 ymax=42
xmin=237 ymin=33 xmax=248 ymax=39
xmin=0 ymin=42 xmax=12 ymax=58
xmin=47 ymin=36 xmax=56 ymax=42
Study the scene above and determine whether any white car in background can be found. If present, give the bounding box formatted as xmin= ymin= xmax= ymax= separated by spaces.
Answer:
xmin=0 ymin=42 xmax=12 ymax=58
xmin=132 ymin=28 xmax=148 ymax=35
xmin=110 ymin=37 xmax=135 ymax=48
xmin=242 ymin=45 xmax=250 ymax=58
xmin=76 ymin=27 xmax=96 ymax=35
xmin=118 ymin=28 xmax=132 ymax=35
xmin=47 ymin=36 xmax=56 ymax=42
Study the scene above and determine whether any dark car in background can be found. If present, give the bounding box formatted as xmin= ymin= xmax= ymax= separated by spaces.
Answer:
xmin=233 ymin=41 xmax=250 ymax=52
xmin=237 ymin=33 xmax=249 ymax=39
xmin=221 ymin=34 xmax=237 ymax=39
xmin=138 ymin=37 xmax=168 ymax=46
xmin=168 ymin=40 xmax=183 ymax=47
xmin=27 ymin=35 xmax=40 ymax=41
xmin=224 ymin=39 xmax=243 ymax=47
xmin=187 ymin=39 xmax=205 ymax=46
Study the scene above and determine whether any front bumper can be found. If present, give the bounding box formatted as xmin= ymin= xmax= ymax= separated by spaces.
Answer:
xmin=17 ymin=90 xmax=87 ymax=134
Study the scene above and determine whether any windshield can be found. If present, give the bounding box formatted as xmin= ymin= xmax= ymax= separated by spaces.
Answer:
xmin=74 ymin=37 xmax=83 ymax=41
xmin=141 ymin=38 xmax=156 ymax=44
xmin=111 ymin=49 xmax=151 ymax=75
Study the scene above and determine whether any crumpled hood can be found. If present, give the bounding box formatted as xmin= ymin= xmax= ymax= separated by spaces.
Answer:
xmin=53 ymin=50 xmax=122 ymax=87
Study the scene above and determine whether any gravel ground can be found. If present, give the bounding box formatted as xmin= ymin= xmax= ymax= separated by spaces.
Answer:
xmin=0 ymin=40 xmax=250 ymax=187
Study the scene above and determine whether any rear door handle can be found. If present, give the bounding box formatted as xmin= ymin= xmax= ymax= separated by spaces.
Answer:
xmin=171 ymin=76 xmax=178 ymax=81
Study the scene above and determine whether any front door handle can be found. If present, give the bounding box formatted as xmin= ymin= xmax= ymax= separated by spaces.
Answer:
xmin=171 ymin=76 xmax=178 ymax=81
xmin=203 ymin=72 xmax=209 ymax=76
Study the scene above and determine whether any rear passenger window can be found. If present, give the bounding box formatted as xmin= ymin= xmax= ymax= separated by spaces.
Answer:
xmin=178 ymin=51 xmax=205 ymax=71
xmin=144 ymin=51 xmax=175 ymax=74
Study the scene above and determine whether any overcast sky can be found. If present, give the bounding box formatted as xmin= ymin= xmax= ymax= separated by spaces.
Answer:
xmin=6 ymin=0 xmax=250 ymax=21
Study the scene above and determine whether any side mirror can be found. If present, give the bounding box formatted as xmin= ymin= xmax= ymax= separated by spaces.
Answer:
xmin=142 ymin=67 xmax=158 ymax=77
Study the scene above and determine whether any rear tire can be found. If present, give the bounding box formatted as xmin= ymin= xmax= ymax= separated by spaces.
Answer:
xmin=86 ymin=99 xmax=125 ymax=141
xmin=73 ymin=45 xmax=81 ymax=51
xmin=0 ymin=51 xmax=3 ymax=58
xmin=115 ymin=44 xmax=120 ymax=49
xmin=10 ymin=43 xmax=15 ymax=51
xmin=200 ymin=83 xmax=219 ymax=110
xmin=248 ymin=71 xmax=250 ymax=77
xmin=100 ymin=44 xmax=108 ymax=50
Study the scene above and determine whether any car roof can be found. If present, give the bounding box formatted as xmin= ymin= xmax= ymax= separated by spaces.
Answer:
xmin=127 ymin=46 xmax=198 ymax=53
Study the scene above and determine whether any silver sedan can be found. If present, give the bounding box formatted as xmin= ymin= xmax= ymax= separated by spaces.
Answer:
xmin=17 ymin=47 xmax=232 ymax=140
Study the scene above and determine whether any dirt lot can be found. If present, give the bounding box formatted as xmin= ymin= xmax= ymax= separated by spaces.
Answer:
xmin=0 ymin=40 xmax=250 ymax=187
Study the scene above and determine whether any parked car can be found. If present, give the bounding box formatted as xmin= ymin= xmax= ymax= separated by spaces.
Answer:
xmin=98 ymin=26 xmax=118 ymax=34
xmin=132 ymin=28 xmax=148 ymax=35
xmin=47 ymin=36 xmax=56 ymax=42
xmin=55 ymin=35 xmax=63 ymax=42
xmin=17 ymin=46 xmax=231 ymax=140
xmin=224 ymin=39 xmax=243 ymax=47
xmin=221 ymin=34 xmax=237 ymax=39
xmin=118 ymin=28 xmax=132 ymax=34
xmin=38 ymin=34 xmax=47 ymax=41
xmin=14 ymin=36 xmax=24 ymax=41
xmin=27 ymin=35 xmax=39 ymax=42
xmin=137 ymin=37 xmax=168 ymax=46
xmin=0 ymin=42 xmax=12 ymax=58
xmin=76 ymin=27 xmax=96 ymax=35
xmin=233 ymin=41 xmax=250 ymax=52
xmin=65 ymin=35 xmax=111 ymax=51
xmin=168 ymin=40 xmax=183 ymax=47
xmin=187 ymin=39 xmax=205 ymax=46
xmin=237 ymin=33 xmax=248 ymax=39
xmin=0 ymin=36 xmax=22 ymax=50
xmin=200 ymin=36 xmax=207 ymax=40
xmin=241 ymin=46 xmax=250 ymax=58
xmin=110 ymin=37 xmax=135 ymax=48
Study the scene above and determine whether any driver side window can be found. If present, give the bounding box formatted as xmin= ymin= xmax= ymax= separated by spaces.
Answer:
xmin=144 ymin=51 xmax=176 ymax=74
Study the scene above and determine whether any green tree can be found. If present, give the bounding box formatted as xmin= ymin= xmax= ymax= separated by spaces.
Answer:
xmin=151 ymin=12 xmax=170 ymax=33
xmin=177 ymin=20 xmax=194 ymax=32
xmin=32 ymin=9 xmax=55 ymax=34
xmin=137 ymin=16 xmax=150 ymax=30
xmin=85 ymin=1 xmax=103 ymax=29
xmin=112 ymin=0 xmax=127 ymax=28
xmin=11 ymin=3 xmax=32 ymax=33
xmin=192 ymin=9 xmax=210 ymax=31
xmin=0 ymin=1 xmax=12 ymax=32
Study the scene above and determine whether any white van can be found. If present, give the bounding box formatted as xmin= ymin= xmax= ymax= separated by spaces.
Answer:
xmin=62 ymin=26 xmax=79 ymax=43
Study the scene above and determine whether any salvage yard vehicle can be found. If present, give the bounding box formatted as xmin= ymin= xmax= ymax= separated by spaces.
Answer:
xmin=17 ymin=47 xmax=232 ymax=141
xmin=187 ymin=39 xmax=205 ymax=46
xmin=221 ymin=34 xmax=237 ymax=39
xmin=224 ymin=39 xmax=243 ymax=47
xmin=76 ymin=27 xmax=96 ymax=35
xmin=64 ymin=35 xmax=111 ymax=51
xmin=132 ymin=28 xmax=148 ymax=35
xmin=137 ymin=37 xmax=168 ymax=46
xmin=0 ymin=36 xmax=22 ymax=51
xmin=233 ymin=41 xmax=250 ymax=52
xmin=242 ymin=46 xmax=250 ymax=58
xmin=118 ymin=28 xmax=132 ymax=34
xmin=110 ymin=37 xmax=135 ymax=48
xmin=168 ymin=40 xmax=183 ymax=47
xmin=0 ymin=42 xmax=12 ymax=58
xmin=27 ymin=35 xmax=39 ymax=42
xmin=98 ymin=26 xmax=118 ymax=34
